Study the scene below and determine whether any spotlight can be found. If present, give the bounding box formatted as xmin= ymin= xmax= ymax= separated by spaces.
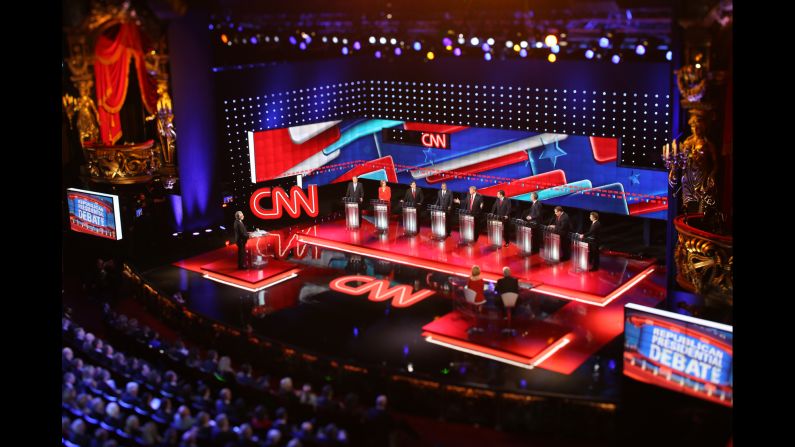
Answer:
xmin=457 ymin=36 xmax=465 ymax=45
xmin=551 ymin=44 xmax=560 ymax=54
xmin=341 ymin=38 xmax=347 ymax=44
xmin=544 ymin=34 xmax=558 ymax=47
xmin=353 ymin=41 xmax=361 ymax=50
xmin=413 ymin=41 xmax=422 ymax=51
xmin=331 ymin=36 xmax=338 ymax=43
xmin=426 ymin=51 xmax=435 ymax=60
xmin=394 ymin=47 xmax=401 ymax=56
xmin=379 ymin=37 xmax=387 ymax=44
xmin=389 ymin=38 xmax=397 ymax=45
xmin=442 ymin=37 xmax=453 ymax=47
xmin=453 ymin=47 xmax=462 ymax=56
xmin=513 ymin=44 xmax=520 ymax=52
xmin=599 ymin=37 xmax=610 ymax=48
xmin=299 ymin=41 xmax=306 ymax=50
xmin=342 ymin=46 xmax=349 ymax=55
xmin=375 ymin=50 xmax=382 ymax=59
xmin=506 ymin=40 xmax=514 ymax=48
xmin=369 ymin=36 xmax=376 ymax=44
xmin=520 ymin=40 xmax=528 ymax=48
xmin=611 ymin=54 xmax=620 ymax=64
xmin=486 ymin=37 xmax=495 ymax=46
xmin=534 ymin=41 xmax=543 ymax=49
xmin=481 ymin=43 xmax=490 ymax=52
xmin=470 ymin=37 xmax=479 ymax=46
xmin=484 ymin=53 xmax=492 ymax=61
xmin=635 ymin=44 xmax=645 ymax=55
xmin=273 ymin=36 xmax=279 ymax=42
xmin=250 ymin=37 xmax=257 ymax=44
xmin=548 ymin=53 xmax=556 ymax=63
xmin=519 ymin=48 xmax=527 ymax=57
xmin=289 ymin=36 xmax=297 ymax=45
xmin=322 ymin=36 xmax=328 ymax=43
xmin=585 ymin=49 xmax=594 ymax=59
xmin=666 ymin=50 xmax=672 ymax=61
xmin=221 ymin=34 xmax=228 ymax=44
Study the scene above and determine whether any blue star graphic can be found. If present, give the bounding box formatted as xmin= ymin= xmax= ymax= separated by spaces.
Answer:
xmin=537 ymin=137 xmax=567 ymax=168
xmin=423 ymin=147 xmax=435 ymax=164
xmin=629 ymin=171 xmax=641 ymax=186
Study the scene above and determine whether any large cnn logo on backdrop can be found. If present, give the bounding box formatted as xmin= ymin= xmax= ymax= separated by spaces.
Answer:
xmin=330 ymin=275 xmax=435 ymax=308
xmin=250 ymin=184 xmax=319 ymax=219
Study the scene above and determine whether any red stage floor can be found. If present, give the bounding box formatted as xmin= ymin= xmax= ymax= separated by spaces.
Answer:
xmin=174 ymin=245 xmax=300 ymax=291
xmin=298 ymin=217 xmax=657 ymax=306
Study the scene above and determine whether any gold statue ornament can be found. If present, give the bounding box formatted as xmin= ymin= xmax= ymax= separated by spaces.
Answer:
xmin=63 ymin=80 xmax=100 ymax=146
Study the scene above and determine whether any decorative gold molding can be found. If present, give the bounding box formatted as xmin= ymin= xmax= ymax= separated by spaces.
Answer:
xmin=674 ymin=214 xmax=732 ymax=305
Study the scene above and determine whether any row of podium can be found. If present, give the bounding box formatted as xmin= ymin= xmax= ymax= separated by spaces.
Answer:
xmin=343 ymin=198 xmax=595 ymax=271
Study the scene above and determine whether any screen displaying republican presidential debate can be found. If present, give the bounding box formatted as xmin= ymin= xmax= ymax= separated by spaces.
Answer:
xmin=66 ymin=188 xmax=123 ymax=240
xmin=623 ymin=303 xmax=733 ymax=407
xmin=248 ymin=119 xmax=668 ymax=219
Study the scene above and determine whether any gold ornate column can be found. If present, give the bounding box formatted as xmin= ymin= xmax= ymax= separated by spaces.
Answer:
xmin=145 ymin=40 xmax=179 ymax=188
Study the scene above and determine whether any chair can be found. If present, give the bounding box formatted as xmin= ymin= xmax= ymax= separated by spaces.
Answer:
xmin=463 ymin=288 xmax=484 ymax=334
xmin=500 ymin=292 xmax=519 ymax=336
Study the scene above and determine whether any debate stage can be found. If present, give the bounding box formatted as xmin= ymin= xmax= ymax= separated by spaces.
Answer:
xmin=160 ymin=215 xmax=665 ymax=386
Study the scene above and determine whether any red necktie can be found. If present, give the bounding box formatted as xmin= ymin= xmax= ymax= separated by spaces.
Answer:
xmin=470 ymin=195 xmax=475 ymax=209
xmin=412 ymin=189 xmax=415 ymax=198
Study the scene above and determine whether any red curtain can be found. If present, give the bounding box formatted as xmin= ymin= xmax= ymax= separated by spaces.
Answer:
xmin=93 ymin=22 xmax=158 ymax=145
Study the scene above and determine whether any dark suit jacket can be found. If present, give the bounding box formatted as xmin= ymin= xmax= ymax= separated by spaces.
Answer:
xmin=462 ymin=193 xmax=483 ymax=214
xmin=434 ymin=189 xmax=453 ymax=211
xmin=522 ymin=200 xmax=543 ymax=221
xmin=402 ymin=187 xmax=424 ymax=205
xmin=346 ymin=182 xmax=364 ymax=202
xmin=553 ymin=212 xmax=571 ymax=235
xmin=490 ymin=198 xmax=512 ymax=218
xmin=496 ymin=276 xmax=519 ymax=295
xmin=583 ymin=220 xmax=601 ymax=243
xmin=234 ymin=219 xmax=248 ymax=245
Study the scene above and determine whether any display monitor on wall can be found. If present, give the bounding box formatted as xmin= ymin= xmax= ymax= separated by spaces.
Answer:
xmin=623 ymin=303 xmax=732 ymax=407
xmin=66 ymin=188 xmax=123 ymax=240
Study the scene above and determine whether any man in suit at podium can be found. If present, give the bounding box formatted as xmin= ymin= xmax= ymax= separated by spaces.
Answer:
xmin=433 ymin=182 xmax=454 ymax=236
xmin=549 ymin=206 xmax=572 ymax=260
xmin=233 ymin=211 xmax=249 ymax=269
xmin=490 ymin=190 xmax=512 ymax=246
xmin=580 ymin=211 xmax=602 ymax=271
xmin=346 ymin=176 xmax=364 ymax=203
xmin=455 ymin=185 xmax=484 ymax=239
xmin=522 ymin=192 xmax=543 ymax=253
xmin=401 ymin=181 xmax=424 ymax=206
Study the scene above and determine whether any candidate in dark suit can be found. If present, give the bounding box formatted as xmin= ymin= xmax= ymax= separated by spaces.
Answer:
xmin=490 ymin=190 xmax=512 ymax=246
xmin=346 ymin=176 xmax=364 ymax=203
xmin=401 ymin=181 xmax=424 ymax=206
xmin=433 ymin=182 xmax=454 ymax=235
xmin=455 ymin=186 xmax=484 ymax=239
xmin=522 ymin=192 xmax=544 ymax=253
xmin=550 ymin=206 xmax=572 ymax=260
xmin=495 ymin=267 xmax=519 ymax=295
xmin=580 ymin=211 xmax=602 ymax=271
xmin=233 ymin=211 xmax=249 ymax=269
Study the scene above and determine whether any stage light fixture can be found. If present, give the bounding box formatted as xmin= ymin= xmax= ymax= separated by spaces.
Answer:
xmin=390 ymin=38 xmax=397 ymax=45
xmin=487 ymin=37 xmax=495 ymax=46
xmin=426 ymin=51 xmax=435 ymax=60
xmin=342 ymin=46 xmax=349 ymax=55
xmin=481 ymin=43 xmax=490 ymax=52
xmin=612 ymin=54 xmax=620 ymax=64
xmin=666 ymin=51 xmax=672 ymax=61
xmin=299 ymin=42 xmax=307 ymax=50
xmin=250 ymin=37 xmax=257 ymax=44
xmin=453 ymin=47 xmax=462 ymax=56
xmin=375 ymin=50 xmax=382 ymax=58
xmin=535 ymin=41 xmax=543 ymax=48
xmin=519 ymin=49 xmax=527 ymax=57
xmin=513 ymin=44 xmax=520 ymax=52
xmin=221 ymin=34 xmax=228 ymax=44
xmin=506 ymin=40 xmax=513 ymax=48
xmin=636 ymin=44 xmax=645 ymax=55
xmin=353 ymin=41 xmax=361 ymax=50
xmin=548 ymin=54 xmax=556 ymax=63
xmin=551 ymin=45 xmax=560 ymax=54
xmin=520 ymin=40 xmax=528 ymax=48
xmin=585 ymin=49 xmax=595 ymax=59
xmin=332 ymin=36 xmax=338 ymax=43
xmin=443 ymin=37 xmax=452 ymax=46
xmin=599 ymin=37 xmax=610 ymax=48
xmin=394 ymin=47 xmax=402 ymax=56
xmin=413 ymin=41 xmax=422 ymax=51
xmin=484 ymin=53 xmax=492 ymax=61
xmin=369 ymin=36 xmax=376 ymax=44
xmin=470 ymin=37 xmax=479 ymax=45
xmin=289 ymin=36 xmax=297 ymax=45
xmin=545 ymin=34 xmax=558 ymax=47
xmin=379 ymin=37 xmax=387 ymax=44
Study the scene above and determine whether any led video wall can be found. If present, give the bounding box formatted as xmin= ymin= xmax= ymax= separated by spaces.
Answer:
xmin=624 ymin=304 xmax=733 ymax=407
xmin=248 ymin=119 xmax=667 ymax=219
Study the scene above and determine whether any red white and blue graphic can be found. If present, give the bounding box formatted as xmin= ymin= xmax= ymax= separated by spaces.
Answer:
xmin=66 ymin=188 xmax=123 ymax=240
xmin=623 ymin=303 xmax=733 ymax=407
xmin=248 ymin=119 xmax=668 ymax=219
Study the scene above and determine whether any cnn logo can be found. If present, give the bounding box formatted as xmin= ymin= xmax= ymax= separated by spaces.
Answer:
xmin=250 ymin=184 xmax=319 ymax=219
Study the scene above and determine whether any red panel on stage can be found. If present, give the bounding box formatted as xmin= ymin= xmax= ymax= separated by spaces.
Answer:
xmin=403 ymin=123 xmax=468 ymax=134
xmin=251 ymin=125 xmax=341 ymax=182
xmin=331 ymin=155 xmax=399 ymax=183
xmin=478 ymin=170 xmax=567 ymax=197
xmin=299 ymin=218 xmax=656 ymax=305
xmin=589 ymin=136 xmax=618 ymax=163
xmin=426 ymin=152 xmax=528 ymax=184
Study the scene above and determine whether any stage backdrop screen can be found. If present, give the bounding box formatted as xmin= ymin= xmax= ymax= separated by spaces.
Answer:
xmin=66 ymin=188 xmax=123 ymax=240
xmin=248 ymin=119 xmax=668 ymax=219
xmin=623 ymin=303 xmax=732 ymax=407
